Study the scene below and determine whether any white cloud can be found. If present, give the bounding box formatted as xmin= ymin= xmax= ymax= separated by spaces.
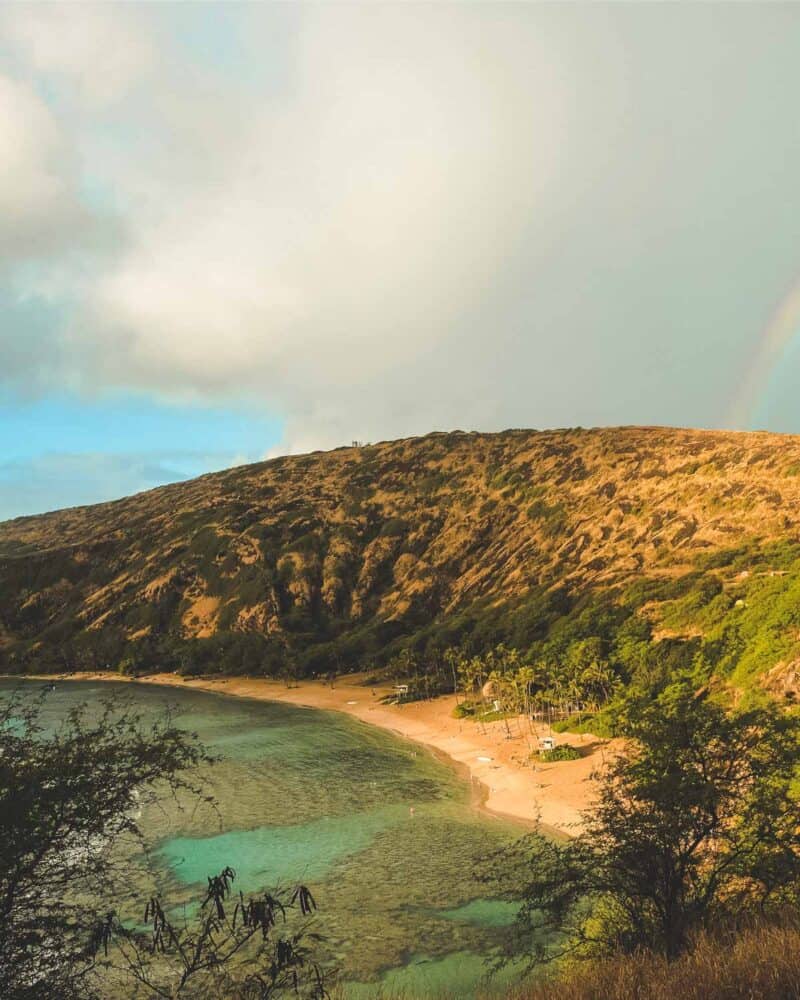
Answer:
xmin=0 ymin=73 xmax=90 ymax=261
xmin=4 ymin=3 xmax=800 ymax=450
xmin=77 ymin=6 xmax=568 ymax=448
xmin=1 ymin=4 xmax=153 ymax=108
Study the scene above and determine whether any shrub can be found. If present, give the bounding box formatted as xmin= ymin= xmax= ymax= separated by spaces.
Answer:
xmin=508 ymin=682 xmax=800 ymax=964
xmin=452 ymin=702 xmax=476 ymax=719
xmin=516 ymin=918 xmax=800 ymax=1000
xmin=538 ymin=744 xmax=581 ymax=762
xmin=379 ymin=518 xmax=407 ymax=537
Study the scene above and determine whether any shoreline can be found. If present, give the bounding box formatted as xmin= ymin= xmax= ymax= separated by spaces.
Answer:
xmin=12 ymin=671 xmax=610 ymax=836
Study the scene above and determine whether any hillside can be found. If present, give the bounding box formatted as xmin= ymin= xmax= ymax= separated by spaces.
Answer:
xmin=3 ymin=426 xmax=800 ymax=702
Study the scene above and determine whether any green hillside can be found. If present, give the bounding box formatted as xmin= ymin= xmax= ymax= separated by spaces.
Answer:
xmin=2 ymin=426 xmax=800 ymax=718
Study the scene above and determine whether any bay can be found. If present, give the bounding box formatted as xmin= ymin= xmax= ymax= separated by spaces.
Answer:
xmin=2 ymin=679 xmax=529 ymax=996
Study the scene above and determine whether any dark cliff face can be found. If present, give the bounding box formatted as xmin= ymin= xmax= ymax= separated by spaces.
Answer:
xmin=2 ymin=425 xmax=800 ymax=687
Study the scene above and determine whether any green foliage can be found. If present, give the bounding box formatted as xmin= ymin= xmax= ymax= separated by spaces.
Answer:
xmin=379 ymin=517 xmax=407 ymax=537
xmin=452 ymin=701 xmax=476 ymax=719
xmin=503 ymin=681 xmax=800 ymax=969
xmin=552 ymin=712 xmax=613 ymax=738
xmin=8 ymin=429 xmax=800 ymax=723
xmin=477 ymin=708 xmax=516 ymax=723
xmin=418 ymin=471 xmax=447 ymax=494
xmin=0 ymin=689 xmax=212 ymax=999
xmin=290 ymin=530 xmax=325 ymax=555
xmin=105 ymin=868 xmax=327 ymax=999
xmin=0 ymin=690 xmax=330 ymax=1000
xmin=538 ymin=744 xmax=581 ymax=762
xmin=526 ymin=499 xmax=567 ymax=537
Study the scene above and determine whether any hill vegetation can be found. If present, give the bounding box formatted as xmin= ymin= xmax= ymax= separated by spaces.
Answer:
xmin=5 ymin=426 xmax=800 ymax=998
xmin=514 ymin=918 xmax=800 ymax=1000
xmin=3 ymin=426 xmax=800 ymax=722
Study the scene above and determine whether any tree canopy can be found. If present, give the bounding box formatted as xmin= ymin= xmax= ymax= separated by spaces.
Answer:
xmin=0 ymin=687 xmax=329 ymax=1000
xmin=502 ymin=678 xmax=800 ymax=965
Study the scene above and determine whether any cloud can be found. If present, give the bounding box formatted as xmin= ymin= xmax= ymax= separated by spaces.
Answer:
xmin=0 ymin=73 xmax=94 ymax=262
xmin=3 ymin=4 xmax=800 ymax=451
xmin=0 ymin=3 xmax=154 ymax=108
xmin=73 ymin=6 xmax=568 ymax=442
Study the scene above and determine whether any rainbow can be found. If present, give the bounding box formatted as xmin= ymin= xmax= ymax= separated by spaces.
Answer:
xmin=727 ymin=279 xmax=800 ymax=430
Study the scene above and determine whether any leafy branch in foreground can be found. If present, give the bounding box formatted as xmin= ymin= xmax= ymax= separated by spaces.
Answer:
xmin=99 ymin=867 xmax=328 ymax=999
xmin=0 ymin=687 xmax=214 ymax=1000
xmin=498 ymin=678 xmax=800 ymax=967
xmin=0 ymin=687 xmax=331 ymax=1000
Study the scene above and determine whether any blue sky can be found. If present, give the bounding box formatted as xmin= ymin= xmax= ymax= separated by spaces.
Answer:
xmin=0 ymin=394 xmax=282 ymax=518
xmin=2 ymin=4 xmax=800 ymax=520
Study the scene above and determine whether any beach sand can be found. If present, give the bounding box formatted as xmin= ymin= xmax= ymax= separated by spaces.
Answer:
xmin=21 ymin=672 xmax=614 ymax=836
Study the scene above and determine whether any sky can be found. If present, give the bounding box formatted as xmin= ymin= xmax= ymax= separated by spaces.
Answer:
xmin=2 ymin=3 xmax=800 ymax=520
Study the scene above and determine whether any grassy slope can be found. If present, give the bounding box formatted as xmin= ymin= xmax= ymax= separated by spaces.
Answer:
xmin=513 ymin=920 xmax=800 ymax=1000
xmin=2 ymin=425 xmax=800 ymax=701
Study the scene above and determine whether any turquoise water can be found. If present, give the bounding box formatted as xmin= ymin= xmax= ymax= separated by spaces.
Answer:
xmin=440 ymin=899 xmax=520 ymax=928
xmin=1 ymin=679 xmax=528 ymax=996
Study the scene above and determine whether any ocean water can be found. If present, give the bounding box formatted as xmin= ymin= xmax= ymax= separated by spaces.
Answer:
xmin=1 ymin=679 xmax=530 ymax=996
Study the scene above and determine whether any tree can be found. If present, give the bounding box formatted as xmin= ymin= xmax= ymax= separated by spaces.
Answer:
xmin=0 ymin=688 xmax=329 ymax=1000
xmin=504 ymin=678 xmax=800 ymax=966
xmin=0 ymin=687 xmax=213 ymax=1000
xmin=443 ymin=648 xmax=466 ymax=701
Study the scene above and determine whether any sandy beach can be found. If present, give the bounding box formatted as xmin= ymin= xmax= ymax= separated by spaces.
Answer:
xmin=19 ymin=672 xmax=613 ymax=836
